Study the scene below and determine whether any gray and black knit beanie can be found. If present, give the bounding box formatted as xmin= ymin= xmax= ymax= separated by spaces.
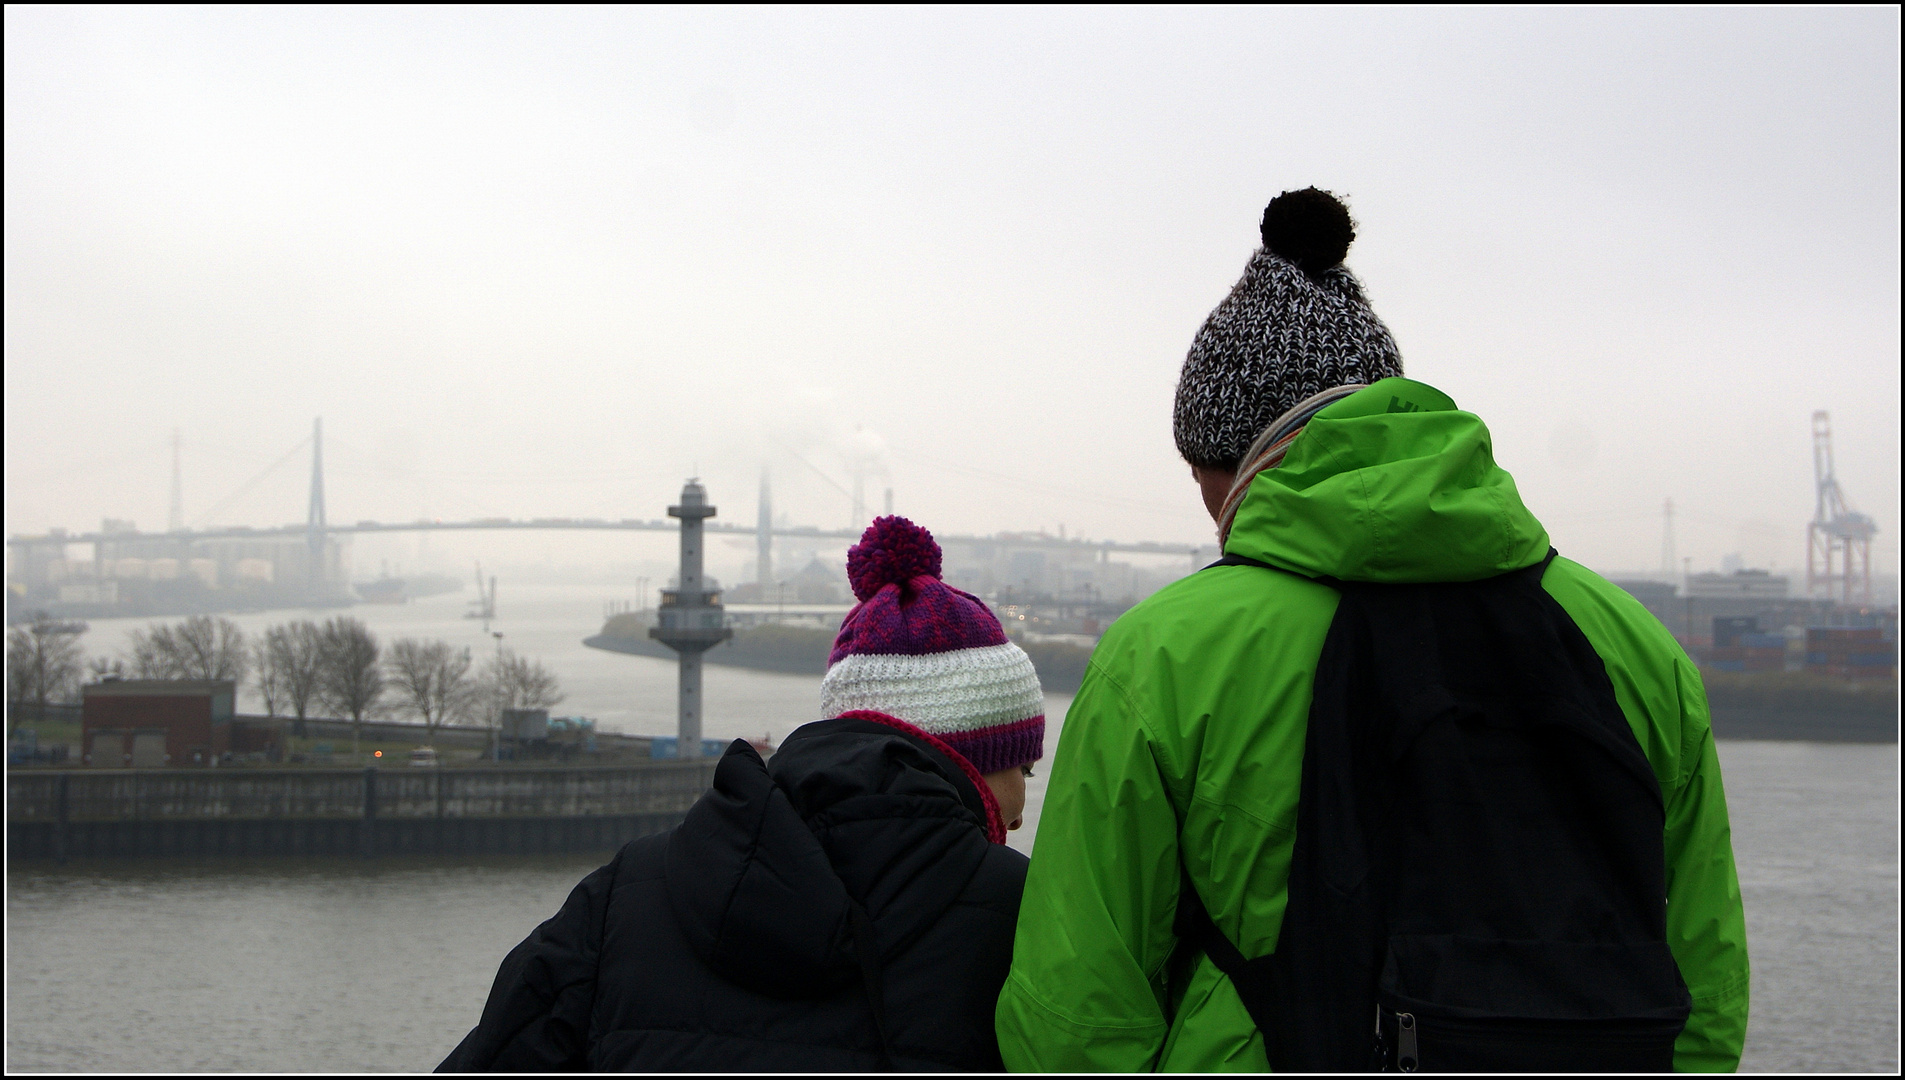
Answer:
xmin=1173 ymin=188 xmax=1404 ymax=471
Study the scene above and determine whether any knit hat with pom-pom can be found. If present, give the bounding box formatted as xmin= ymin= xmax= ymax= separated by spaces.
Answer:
xmin=818 ymin=516 xmax=1045 ymax=775
xmin=1174 ymin=187 xmax=1404 ymax=471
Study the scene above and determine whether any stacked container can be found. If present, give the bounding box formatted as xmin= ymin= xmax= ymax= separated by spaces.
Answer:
xmin=1702 ymin=617 xmax=1788 ymax=672
xmin=1806 ymin=626 xmax=1898 ymax=678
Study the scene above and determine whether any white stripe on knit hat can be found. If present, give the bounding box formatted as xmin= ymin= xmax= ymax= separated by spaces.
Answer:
xmin=819 ymin=642 xmax=1044 ymax=735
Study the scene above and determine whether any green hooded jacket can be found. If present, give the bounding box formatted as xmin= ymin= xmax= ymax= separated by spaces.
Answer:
xmin=996 ymin=378 xmax=1750 ymax=1072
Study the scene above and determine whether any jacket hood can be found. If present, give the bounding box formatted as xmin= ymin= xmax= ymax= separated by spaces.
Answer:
xmin=664 ymin=718 xmax=996 ymax=999
xmin=1225 ymin=378 xmax=1550 ymax=583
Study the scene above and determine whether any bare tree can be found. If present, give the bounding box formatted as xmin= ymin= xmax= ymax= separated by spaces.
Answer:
xmin=251 ymin=638 xmax=283 ymax=717
xmin=268 ymin=621 xmax=326 ymax=738
xmin=6 ymin=613 xmax=88 ymax=734
xmin=127 ymin=626 xmax=172 ymax=679
xmin=127 ymin=616 xmax=249 ymax=684
xmin=317 ymin=617 xmax=383 ymax=762
xmin=386 ymin=638 xmax=474 ymax=744
xmin=473 ymin=649 xmax=565 ymax=758
xmin=477 ymin=648 xmax=566 ymax=720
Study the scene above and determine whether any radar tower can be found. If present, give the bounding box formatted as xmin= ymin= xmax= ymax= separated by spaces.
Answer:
xmin=651 ymin=479 xmax=733 ymax=758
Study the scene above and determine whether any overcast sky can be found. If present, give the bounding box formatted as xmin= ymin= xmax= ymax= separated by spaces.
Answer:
xmin=6 ymin=6 xmax=1899 ymax=584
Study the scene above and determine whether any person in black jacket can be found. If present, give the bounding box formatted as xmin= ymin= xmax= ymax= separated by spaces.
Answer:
xmin=439 ymin=517 xmax=1048 ymax=1072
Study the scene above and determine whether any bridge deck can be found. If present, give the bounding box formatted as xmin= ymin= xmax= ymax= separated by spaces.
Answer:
xmin=10 ymin=519 xmax=1205 ymax=556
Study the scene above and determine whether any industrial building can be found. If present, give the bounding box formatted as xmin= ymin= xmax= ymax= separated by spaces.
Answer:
xmin=81 ymin=679 xmax=279 ymax=768
xmin=12 ymin=526 xmax=350 ymax=618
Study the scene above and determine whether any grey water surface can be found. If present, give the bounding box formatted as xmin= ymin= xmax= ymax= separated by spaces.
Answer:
xmin=1722 ymin=740 xmax=1899 ymax=1073
xmin=6 ymin=737 xmax=1897 ymax=1073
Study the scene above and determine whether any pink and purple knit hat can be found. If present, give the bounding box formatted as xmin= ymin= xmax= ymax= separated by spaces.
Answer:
xmin=819 ymin=517 xmax=1045 ymax=776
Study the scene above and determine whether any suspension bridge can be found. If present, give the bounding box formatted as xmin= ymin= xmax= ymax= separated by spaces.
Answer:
xmin=8 ymin=419 xmax=1210 ymax=603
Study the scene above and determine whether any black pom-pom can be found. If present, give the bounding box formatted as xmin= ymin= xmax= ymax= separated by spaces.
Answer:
xmin=1259 ymin=187 xmax=1355 ymax=276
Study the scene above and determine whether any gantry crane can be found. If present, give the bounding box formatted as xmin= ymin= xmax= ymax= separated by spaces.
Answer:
xmin=1807 ymin=411 xmax=1878 ymax=605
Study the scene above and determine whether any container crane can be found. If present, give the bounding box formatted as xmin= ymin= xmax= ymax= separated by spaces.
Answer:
xmin=1806 ymin=411 xmax=1878 ymax=605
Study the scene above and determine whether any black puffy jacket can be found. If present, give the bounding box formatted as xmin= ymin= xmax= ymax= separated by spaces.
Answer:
xmin=438 ymin=715 xmax=1028 ymax=1072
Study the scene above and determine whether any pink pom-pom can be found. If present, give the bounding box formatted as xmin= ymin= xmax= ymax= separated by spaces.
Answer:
xmin=846 ymin=516 xmax=942 ymax=601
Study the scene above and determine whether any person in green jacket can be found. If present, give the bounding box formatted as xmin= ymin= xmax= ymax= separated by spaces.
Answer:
xmin=996 ymin=188 xmax=1750 ymax=1072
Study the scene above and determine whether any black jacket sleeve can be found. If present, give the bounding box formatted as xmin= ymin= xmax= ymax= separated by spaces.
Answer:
xmin=437 ymin=850 xmax=622 ymax=1072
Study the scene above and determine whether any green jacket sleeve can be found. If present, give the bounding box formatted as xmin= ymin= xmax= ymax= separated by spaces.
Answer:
xmin=995 ymin=659 xmax=1182 ymax=1071
xmin=1662 ymin=659 xmax=1751 ymax=1072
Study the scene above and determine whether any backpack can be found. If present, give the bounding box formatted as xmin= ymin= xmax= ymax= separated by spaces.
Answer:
xmin=1175 ymin=550 xmax=1692 ymax=1072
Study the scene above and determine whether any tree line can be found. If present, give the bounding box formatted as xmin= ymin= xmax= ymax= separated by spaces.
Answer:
xmin=7 ymin=612 xmax=563 ymax=760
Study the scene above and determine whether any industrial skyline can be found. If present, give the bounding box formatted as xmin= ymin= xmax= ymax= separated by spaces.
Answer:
xmin=8 ymin=405 xmax=1888 ymax=602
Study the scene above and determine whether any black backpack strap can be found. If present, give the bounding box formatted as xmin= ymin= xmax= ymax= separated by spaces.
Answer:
xmin=1530 ymin=545 xmax=1561 ymax=578
xmin=1203 ymin=553 xmax=1274 ymax=572
xmin=1172 ymin=872 xmax=1284 ymax=1054
xmin=1202 ymin=552 xmax=1345 ymax=592
xmin=1207 ymin=548 xmax=1561 ymax=591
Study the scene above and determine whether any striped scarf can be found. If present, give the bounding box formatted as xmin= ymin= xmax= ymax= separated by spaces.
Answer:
xmin=1215 ymin=384 xmax=1367 ymax=548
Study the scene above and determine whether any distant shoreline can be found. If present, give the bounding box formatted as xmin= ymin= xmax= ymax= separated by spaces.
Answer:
xmin=585 ymin=624 xmax=1097 ymax=694
xmin=586 ymin=631 xmax=1896 ymax=744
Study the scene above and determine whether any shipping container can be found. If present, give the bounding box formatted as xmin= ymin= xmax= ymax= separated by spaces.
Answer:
xmin=649 ymin=736 xmax=728 ymax=759
xmin=1808 ymin=627 xmax=1884 ymax=644
xmin=1807 ymin=663 xmax=1894 ymax=679
xmin=1703 ymin=645 xmax=1782 ymax=661
xmin=1809 ymin=650 xmax=1896 ymax=664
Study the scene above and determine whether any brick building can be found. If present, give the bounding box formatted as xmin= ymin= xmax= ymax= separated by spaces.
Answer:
xmin=81 ymin=680 xmax=250 ymax=768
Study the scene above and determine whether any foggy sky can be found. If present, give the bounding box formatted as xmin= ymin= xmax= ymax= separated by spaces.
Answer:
xmin=6 ymin=7 xmax=1899 ymax=586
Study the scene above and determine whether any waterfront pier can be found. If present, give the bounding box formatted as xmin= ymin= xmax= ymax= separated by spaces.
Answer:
xmin=7 ymin=761 xmax=717 ymax=861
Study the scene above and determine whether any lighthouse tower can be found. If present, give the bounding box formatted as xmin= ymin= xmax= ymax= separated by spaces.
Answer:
xmin=649 ymin=479 xmax=733 ymax=757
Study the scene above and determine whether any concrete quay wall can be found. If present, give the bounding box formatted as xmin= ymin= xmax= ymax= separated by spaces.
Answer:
xmin=7 ymin=761 xmax=716 ymax=861
xmin=235 ymin=715 xmax=656 ymax=754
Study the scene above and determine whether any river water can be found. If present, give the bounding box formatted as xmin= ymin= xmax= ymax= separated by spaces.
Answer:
xmin=7 ymin=586 xmax=1899 ymax=1072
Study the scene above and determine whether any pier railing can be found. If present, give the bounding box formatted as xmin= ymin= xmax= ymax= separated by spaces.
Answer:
xmin=7 ymin=762 xmax=720 ymax=860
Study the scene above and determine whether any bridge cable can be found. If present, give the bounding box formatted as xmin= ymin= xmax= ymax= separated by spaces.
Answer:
xmin=775 ymin=443 xmax=856 ymax=502
xmin=190 ymin=436 xmax=312 ymax=529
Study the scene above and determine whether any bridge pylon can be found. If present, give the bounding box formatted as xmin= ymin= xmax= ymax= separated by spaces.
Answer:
xmin=307 ymin=417 xmax=327 ymax=593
